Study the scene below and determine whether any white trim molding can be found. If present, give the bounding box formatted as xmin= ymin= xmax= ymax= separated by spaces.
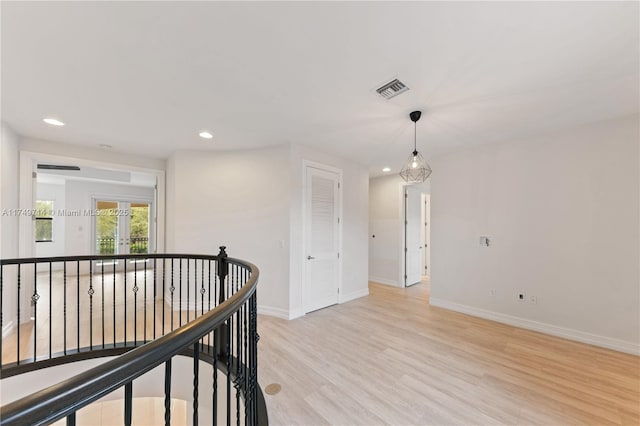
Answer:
xmin=430 ymin=298 xmax=640 ymax=356
xmin=368 ymin=276 xmax=401 ymax=287
xmin=339 ymin=288 xmax=369 ymax=304
xmin=258 ymin=305 xmax=304 ymax=320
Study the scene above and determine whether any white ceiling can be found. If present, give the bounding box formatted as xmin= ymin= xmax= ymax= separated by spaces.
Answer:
xmin=2 ymin=2 xmax=638 ymax=176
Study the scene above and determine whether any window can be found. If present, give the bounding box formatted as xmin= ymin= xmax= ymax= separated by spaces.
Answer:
xmin=35 ymin=200 xmax=54 ymax=242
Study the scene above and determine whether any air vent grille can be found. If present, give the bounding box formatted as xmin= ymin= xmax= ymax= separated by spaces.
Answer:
xmin=376 ymin=78 xmax=409 ymax=99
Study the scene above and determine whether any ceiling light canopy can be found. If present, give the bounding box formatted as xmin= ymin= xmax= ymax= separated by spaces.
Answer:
xmin=43 ymin=117 xmax=65 ymax=126
xmin=399 ymin=110 xmax=432 ymax=184
xmin=199 ymin=131 xmax=213 ymax=139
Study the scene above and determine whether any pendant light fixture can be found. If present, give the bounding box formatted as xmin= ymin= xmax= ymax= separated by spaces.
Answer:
xmin=399 ymin=110 xmax=432 ymax=184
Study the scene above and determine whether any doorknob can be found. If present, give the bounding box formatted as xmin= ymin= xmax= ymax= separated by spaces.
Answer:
xmin=307 ymin=256 xmax=315 ymax=260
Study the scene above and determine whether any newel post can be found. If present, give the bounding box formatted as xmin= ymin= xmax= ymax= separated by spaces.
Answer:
xmin=216 ymin=246 xmax=230 ymax=360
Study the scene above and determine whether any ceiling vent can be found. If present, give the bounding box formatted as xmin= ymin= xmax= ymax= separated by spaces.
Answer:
xmin=376 ymin=78 xmax=409 ymax=99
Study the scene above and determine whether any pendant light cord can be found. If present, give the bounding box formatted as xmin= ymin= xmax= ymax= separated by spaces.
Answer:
xmin=413 ymin=121 xmax=417 ymax=153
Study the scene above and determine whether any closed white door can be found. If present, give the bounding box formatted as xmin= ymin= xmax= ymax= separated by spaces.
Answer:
xmin=405 ymin=186 xmax=422 ymax=286
xmin=304 ymin=166 xmax=340 ymax=313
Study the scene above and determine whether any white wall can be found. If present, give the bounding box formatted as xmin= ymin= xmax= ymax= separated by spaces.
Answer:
xmin=64 ymin=181 xmax=154 ymax=256
xmin=166 ymin=146 xmax=292 ymax=314
xmin=1 ymin=123 xmax=20 ymax=334
xmin=288 ymin=144 xmax=369 ymax=318
xmin=35 ymin=182 xmax=66 ymax=258
xmin=430 ymin=115 xmax=640 ymax=354
xmin=166 ymin=144 xmax=370 ymax=319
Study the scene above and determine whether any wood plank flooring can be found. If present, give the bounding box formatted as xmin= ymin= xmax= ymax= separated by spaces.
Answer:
xmin=2 ymin=276 xmax=639 ymax=425
xmin=257 ymin=281 xmax=640 ymax=426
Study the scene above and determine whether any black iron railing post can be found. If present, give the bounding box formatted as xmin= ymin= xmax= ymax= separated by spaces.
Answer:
xmin=215 ymin=247 xmax=230 ymax=361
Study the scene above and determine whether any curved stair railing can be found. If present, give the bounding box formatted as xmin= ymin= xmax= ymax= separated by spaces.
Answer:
xmin=0 ymin=247 xmax=267 ymax=425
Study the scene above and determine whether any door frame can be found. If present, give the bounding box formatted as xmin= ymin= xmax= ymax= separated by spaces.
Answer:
xmin=18 ymin=150 xmax=165 ymax=260
xmin=400 ymin=184 xmax=428 ymax=288
xmin=301 ymin=160 xmax=343 ymax=313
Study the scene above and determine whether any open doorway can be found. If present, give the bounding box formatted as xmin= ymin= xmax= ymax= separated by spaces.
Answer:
xmin=403 ymin=184 xmax=430 ymax=287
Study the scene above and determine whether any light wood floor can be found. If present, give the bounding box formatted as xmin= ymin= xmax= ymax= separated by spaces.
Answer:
xmin=3 ymin=277 xmax=639 ymax=425
xmin=257 ymin=281 xmax=640 ymax=426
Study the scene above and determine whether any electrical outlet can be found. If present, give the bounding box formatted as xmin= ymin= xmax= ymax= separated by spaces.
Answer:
xmin=530 ymin=295 xmax=537 ymax=304
xmin=517 ymin=292 xmax=526 ymax=302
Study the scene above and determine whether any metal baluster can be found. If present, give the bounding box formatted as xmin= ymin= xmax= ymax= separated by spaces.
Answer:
xmin=124 ymin=381 xmax=133 ymax=426
xmin=33 ymin=263 xmax=37 ymax=362
xmin=213 ymin=324 xmax=218 ymax=426
xmin=194 ymin=259 xmax=197 ymax=320
xmin=164 ymin=359 xmax=172 ymax=426
xmin=16 ymin=264 xmax=20 ymax=365
xmin=201 ymin=259 xmax=205 ymax=319
xmin=101 ymin=260 xmax=105 ymax=349
xmin=193 ymin=342 xmax=199 ymax=425
xmin=63 ymin=262 xmax=67 ymax=355
xmin=134 ymin=260 xmax=137 ymax=346
xmin=153 ymin=258 xmax=157 ymax=339
xmin=162 ymin=258 xmax=166 ymax=336
xmin=179 ymin=259 xmax=182 ymax=327
xmin=144 ymin=259 xmax=147 ymax=343
xmin=89 ymin=261 xmax=93 ymax=350
xmin=124 ymin=259 xmax=127 ymax=345
xmin=170 ymin=259 xmax=174 ymax=331
xmin=187 ymin=258 xmax=190 ymax=323
xmin=66 ymin=412 xmax=76 ymax=426
xmin=76 ymin=261 xmax=80 ymax=352
xmin=243 ymin=291 xmax=249 ymax=423
xmin=207 ymin=259 xmax=212 ymax=348
xmin=236 ymin=305 xmax=242 ymax=426
xmin=113 ymin=261 xmax=116 ymax=346
xmin=49 ymin=262 xmax=52 ymax=359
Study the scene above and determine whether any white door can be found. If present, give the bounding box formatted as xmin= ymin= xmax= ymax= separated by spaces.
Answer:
xmin=405 ymin=186 xmax=422 ymax=286
xmin=304 ymin=166 xmax=340 ymax=313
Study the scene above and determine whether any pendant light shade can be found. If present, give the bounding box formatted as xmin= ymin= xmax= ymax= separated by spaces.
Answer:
xmin=399 ymin=110 xmax=431 ymax=184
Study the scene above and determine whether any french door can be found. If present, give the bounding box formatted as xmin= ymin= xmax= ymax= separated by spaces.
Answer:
xmin=94 ymin=199 xmax=153 ymax=258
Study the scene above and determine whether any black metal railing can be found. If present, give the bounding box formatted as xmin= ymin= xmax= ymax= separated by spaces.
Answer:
xmin=96 ymin=237 xmax=149 ymax=255
xmin=0 ymin=247 xmax=267 ymax=425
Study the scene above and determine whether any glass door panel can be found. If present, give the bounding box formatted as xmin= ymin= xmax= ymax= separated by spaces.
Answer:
xmin=129 ymin=202 xmax=150 ymax=254
xmin=95 ymin=200 xmax=120 ymax=255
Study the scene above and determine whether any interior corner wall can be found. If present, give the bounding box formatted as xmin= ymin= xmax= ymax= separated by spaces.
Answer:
xmin=430 ymin=115 xmax=640 ymax=354
xmin=166 ymin=147 xmax=291 ymax=315
xmin=1 ymin=123 xmax=20 ymax=333
xmin=288 ymin=144 xmax=369 ymax=318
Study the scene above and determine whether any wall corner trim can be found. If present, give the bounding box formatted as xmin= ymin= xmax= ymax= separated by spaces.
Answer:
xmin=430 ymin=298 xmax=640 ymax=356
xmin=339 ymin=288 xmax=369 ymax=304
xmin=258 ymin=305 xmax=305 ymax=321
xmin=368 ymin=276 xmax=401 ymax=287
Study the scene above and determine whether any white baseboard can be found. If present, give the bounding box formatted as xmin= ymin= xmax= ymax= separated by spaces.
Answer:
xmin=430 ymin=298 xmax=640 ymax=356
xmin=257 ymin=305 xmax=291 ymax=320
xmin=369 ymin=276 xmax=401 ymax=287
xmin=2 ymin=320 xmax=15 ymax=338
xmin=339 ymin=288 xmax=369 ymax=304
xmin=288 ymin=308 xmax=305 ymax=320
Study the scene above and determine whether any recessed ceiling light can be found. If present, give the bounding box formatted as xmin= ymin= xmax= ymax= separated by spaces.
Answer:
xmin=43 ymin=117 xmax=65 ymax=126
xmin=199 ymin=131 xmax=213 ymax=139
xmin=382 ymin=167 xmax=391 ymax=172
